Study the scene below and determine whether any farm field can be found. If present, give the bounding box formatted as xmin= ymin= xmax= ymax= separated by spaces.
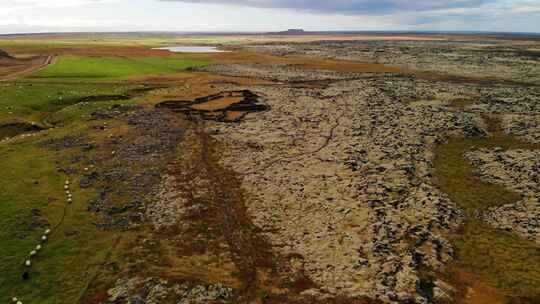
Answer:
xmin=1 ymin=32 xmax=540 ymax=304
xmin=31 ymin=56 xmax=211 ymax=79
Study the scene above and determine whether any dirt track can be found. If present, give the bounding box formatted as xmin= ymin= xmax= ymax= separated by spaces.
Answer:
xmin=0 ymin=54 xmax=55 ymax=81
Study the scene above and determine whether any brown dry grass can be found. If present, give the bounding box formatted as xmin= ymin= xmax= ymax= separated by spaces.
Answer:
xmin=206 ymin=51 xmax=539 ymax=87
xmin=451 ymin=269 xmax=506 ymax=304
xmin=156 ymin=123 xmax=282 ymax=302
xmin=191 ymin=96 xmax=244 ymax=111
xmin=225 ymin=111 xmax=245 ymax=121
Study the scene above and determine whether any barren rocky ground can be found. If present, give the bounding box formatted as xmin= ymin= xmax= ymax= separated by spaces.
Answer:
xmin=101 ymin=40 xmax=540 ymax=303
xmin=121 ymin=47 xmax=540 ymax=302
xmin=3 ymin=35 xmax=540 ymax=304
xmin=203 ymin=40 xmax=540 ymax=302
xmin=241 ymin=39 xmax=540 ymax=85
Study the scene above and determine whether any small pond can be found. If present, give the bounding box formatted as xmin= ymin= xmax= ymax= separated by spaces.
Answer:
xmin=153 ymin=46 xmax=229 ymax=53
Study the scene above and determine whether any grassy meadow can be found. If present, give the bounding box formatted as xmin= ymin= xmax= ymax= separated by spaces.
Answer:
xmin=0 ymin=107 xmax=139 ymax=303
xmin=0 ymin=83 xmax=138 ymax=123
xmin=0 ymin=39 xmax=210 ymax=303
xmin=31 ymin=56 xmax=211 ymax=79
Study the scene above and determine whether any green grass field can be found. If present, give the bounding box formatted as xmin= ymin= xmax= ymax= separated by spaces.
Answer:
xmin=31 ymin=56 xmax=211 ymax=79
xmin=0 ymin=83 xmax=139 ymax=124
xmin=0 ymin=120 xmax=125 ymax=303
xmin=0 ymin=48 xmax=179 ymax=303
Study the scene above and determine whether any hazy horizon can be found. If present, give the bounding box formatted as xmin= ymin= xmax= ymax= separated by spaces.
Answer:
xmin=2 ymin=30 xmax=540 ymax=37
xmin=1 ymin=0 xmax=539 ymax=35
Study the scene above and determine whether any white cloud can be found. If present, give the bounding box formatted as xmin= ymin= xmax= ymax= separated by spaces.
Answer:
xmin=1 ymin=0 xmax=118 ymax=14
xmin=159 ymin=0 xmax=489 ymax=14
xmin=0 ymin=0 xmax=538 ymax=34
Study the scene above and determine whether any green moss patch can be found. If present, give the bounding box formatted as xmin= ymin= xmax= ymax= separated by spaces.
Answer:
xmin=433 ymin=116 xmax=540 ymax=302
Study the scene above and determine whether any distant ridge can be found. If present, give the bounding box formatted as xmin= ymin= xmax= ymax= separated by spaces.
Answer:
xmin=268 ymin=29 xmax=306 ymax=35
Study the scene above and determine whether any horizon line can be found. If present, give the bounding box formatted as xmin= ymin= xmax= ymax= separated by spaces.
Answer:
xmin=2 ymin=30 xmax=540 ymax=37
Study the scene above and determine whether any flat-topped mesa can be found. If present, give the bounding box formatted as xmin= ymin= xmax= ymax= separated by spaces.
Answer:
xmin=269 ymin=29 xmax=306 ymax=35
xmin=285 ymin=29 xmax=305 ymax=34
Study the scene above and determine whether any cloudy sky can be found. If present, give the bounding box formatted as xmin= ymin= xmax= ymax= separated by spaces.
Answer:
xmin=1 ymin=0 xmax=539 ymax=34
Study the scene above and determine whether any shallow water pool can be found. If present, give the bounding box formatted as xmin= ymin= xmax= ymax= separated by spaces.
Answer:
xmin=153 ymin=46 xmax=228 ymax=53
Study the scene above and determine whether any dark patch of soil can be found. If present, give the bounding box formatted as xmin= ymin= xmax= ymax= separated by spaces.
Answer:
xmin=156 ymin=90 xmax=270 ymax=122
xmin=78 ymin=95 xmax=131 ymax=103
xmin=77 ymin=86 xmax=166 ymax=105
xmin=77 ymin=86 xmax=167 ymax=105
xmin=0 ymin=121 xmax=45 ymax=139
xmin=37 ymin=134 xmax=88 ymax=150
xmin=90 ymin=104 xmax=135 ymax=120
xmin=0 ymin=48 xmax=13 ymax=59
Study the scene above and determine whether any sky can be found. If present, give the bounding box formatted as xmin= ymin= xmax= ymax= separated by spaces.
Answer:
xmin=1 ymin=0 xmax=539 ymax=34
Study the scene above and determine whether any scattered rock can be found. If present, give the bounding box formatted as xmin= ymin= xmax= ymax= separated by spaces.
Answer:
xmin=105 ymin=277 xmax=233 ymax=304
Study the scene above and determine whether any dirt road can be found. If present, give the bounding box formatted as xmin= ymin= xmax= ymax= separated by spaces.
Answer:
xmin=0 ymin=54 xmax=56 ymax=81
